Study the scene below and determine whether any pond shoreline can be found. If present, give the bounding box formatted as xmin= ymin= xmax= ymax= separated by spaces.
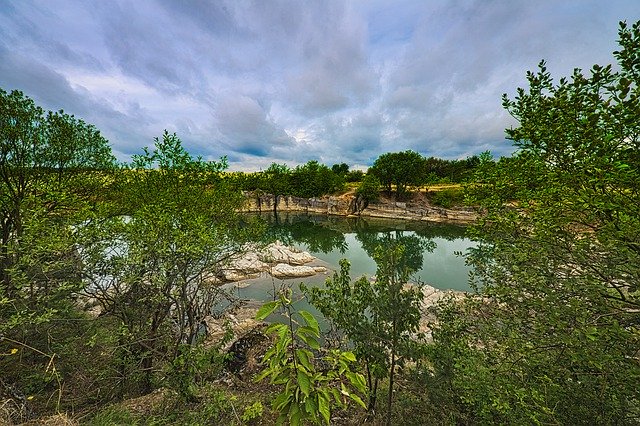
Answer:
xmin=241 ymin=192 xmax=478 ymax=224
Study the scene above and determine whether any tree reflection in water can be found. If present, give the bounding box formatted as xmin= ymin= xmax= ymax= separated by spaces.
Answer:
xmin=257 ymin=212 xmax=468 ymax=280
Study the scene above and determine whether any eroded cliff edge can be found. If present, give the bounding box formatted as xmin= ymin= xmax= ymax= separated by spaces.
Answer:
xmin=241 ymin=192 xmax=477 ymax=224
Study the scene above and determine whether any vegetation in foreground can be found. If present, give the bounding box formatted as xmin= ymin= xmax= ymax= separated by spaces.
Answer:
xmin=1 ymin=20 xmax=639 ymax=425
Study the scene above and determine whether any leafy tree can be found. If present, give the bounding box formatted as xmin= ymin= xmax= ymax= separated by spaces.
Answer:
xmin=423 ymin=155 xmax=481 ymax=184
xmin=88 ymin=131 xmax=256 ymax=394
xmin=0 ymin=88 xmax=114 ymax=331
xmin=305 ymin=241 xmax=430 ymax=425
xmin=290 ymin=160 xmax=343 ymax=198
xmin=431 ymin=21 xmax=640 ymax=424
xmin=260 ymin=163 xmax=292 ymax=213
xmin=0 ymin=90 xmax=113 ymax=294
xmin=345 ymin=169 xmax=365 ymax=183
xmin=369 ymin=151 xmax=426 ymax=198
xmin=355 ymin=173 xmax=381 ymax=206
xmin=0 ymin=89 xmax=116 ymax=415
xmin=331 ymin=163 xmax=349 ymax=176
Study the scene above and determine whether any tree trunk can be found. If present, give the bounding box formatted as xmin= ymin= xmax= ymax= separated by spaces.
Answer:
xmin=386 ymin=350 xmax=396 ymax=426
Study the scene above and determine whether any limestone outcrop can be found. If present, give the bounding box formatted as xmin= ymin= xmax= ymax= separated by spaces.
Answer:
xmin=220 ymin=241 xmax=324 ymax=282
xmin=242 ymin=192 xmax=477 ymax=224
xmin=270 ymin=263 xmax=327 ymax=278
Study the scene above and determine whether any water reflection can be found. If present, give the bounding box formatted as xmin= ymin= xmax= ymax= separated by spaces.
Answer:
xmin=247 ymin=212 xmax=474 ymax=292
xmin=356 ymin=230 xmax=435 ymax=276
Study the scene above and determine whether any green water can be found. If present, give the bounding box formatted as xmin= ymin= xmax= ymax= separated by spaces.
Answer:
xmin=228 ymin=212 xmax=475 ymax=305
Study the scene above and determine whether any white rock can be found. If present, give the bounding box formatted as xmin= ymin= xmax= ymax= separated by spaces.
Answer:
xmin=221 ymin=251 xmax=270 ymax=281
xmin=271 ymin=263 xmax=321 ymax=278
xmin=259 ymin=241 xmax=314 ymax=265
xmin=222 ymin=270 xmax=261 ymax=282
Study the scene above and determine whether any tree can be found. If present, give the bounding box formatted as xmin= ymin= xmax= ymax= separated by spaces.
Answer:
xmin=88 ymin=131 xmax=256 ymax=394
xmin=369 ymin=151 xmax=425 ymax=198
xmin=331 ymin=163 xmax=349 ymax=175
xmin=355 ymin=174 xmax=381 ymax=207
xmin=345 ymin=169 xmax=365 ymax=183
xmin=290 ymin=160 xmax=343 ymax=198
xmin=305 ymin=238 xmax=431 ymax=424
xmin=0 ymin=90 xmax=116 ymax=417
xmin=0 ymin=89 xmax=114 ymax=330
xmin=255 ymin=288 xmax=366 ymax=425
xmin=430 ymin=21 xmax=640 ymax=424
xmin=260 ymin=163 xmax=292 ymax=213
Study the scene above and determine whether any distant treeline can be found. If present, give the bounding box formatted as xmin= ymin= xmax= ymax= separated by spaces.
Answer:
xmin=227 ymin=151 xmax=487 ymax=198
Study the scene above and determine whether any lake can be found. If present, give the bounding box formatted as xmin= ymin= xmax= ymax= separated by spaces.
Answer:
xmin=226 ymin=212 xmax=475 ymax=305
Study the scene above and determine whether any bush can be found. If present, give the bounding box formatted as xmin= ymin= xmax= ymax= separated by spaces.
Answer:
xmin=355 ymin=174 xmax=381 ymax=203
xmin=430 ymin=188 xmax=463 ymax=208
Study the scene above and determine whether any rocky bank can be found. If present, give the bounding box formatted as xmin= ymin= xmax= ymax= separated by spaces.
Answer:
xmin=241 ymin=192 xmax=477 ymax=224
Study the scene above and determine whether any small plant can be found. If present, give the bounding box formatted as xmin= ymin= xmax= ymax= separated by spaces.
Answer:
xmin=241 ymin=401 xmax=264 ymax=423
xmin=255 ymin=288 xmax=367 ymax=425
xmin=89 ymin=405 xmax=138 ymax=426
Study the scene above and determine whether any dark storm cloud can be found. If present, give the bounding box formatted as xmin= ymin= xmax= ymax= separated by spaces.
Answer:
xmin=1 ymin=0 xmax=639 ymax=169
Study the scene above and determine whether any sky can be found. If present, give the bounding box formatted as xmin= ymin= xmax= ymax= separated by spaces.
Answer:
xmin=1 ymin=1 xmax=638 ymax=171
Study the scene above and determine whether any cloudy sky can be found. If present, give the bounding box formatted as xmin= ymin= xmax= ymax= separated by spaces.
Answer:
xmin=1 ymin=1 xmax=638 ymax=170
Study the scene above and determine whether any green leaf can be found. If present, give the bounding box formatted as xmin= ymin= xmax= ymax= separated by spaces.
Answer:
xmin=342 ymin=351 xmax=356 ymax=362
xmin=346 ymin=372 xmax=367 ymax=393
xmin=350 ymin=393 xmax=366 ymax=409
xmin=297 ymin=370 xmax=311 ymax=397
xmin=255 ymin=368 xmax=272 ymax=382
xmin=256 ymin=300 xmax=280 ymax=321
xmin=296 ymin=349 xmax=313 ymax=372
xmin=299 ymin=310 xmax=320 ymax=334
xmin=305 ymin=395 xmax=317 ymax=417
xmin=273 ymin=393 xmax=292 ymax=411
xmin=289 ymin=402 xmax=301 ymax=426
xmin=331 ymin=387 xmax=341 ymax=404
xmin=318 ymin=394 xmax=330 ymax=425
xmin=297 ymin=331 xmax=320 ymax=350
xmin=296 ymin=325 xmax=320 ymax=339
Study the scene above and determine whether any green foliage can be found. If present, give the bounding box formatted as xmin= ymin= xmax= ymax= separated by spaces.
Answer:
xmin=88 ymin=131 xmax=257 ymax=394
xmin=432 ymin=20 xmax=640 ymax=424
xmin=367 ymin=152 xmax=481 ymax=191
xmin=369 ymin=150 xmax=425 ymax=198
xmin=423 ymin=155 xmax=481 ymax=184
xmin=305 ymin=243 xmax=429 ymax=423
xmin=241 ymin=401 xmax=264 ymax=423
xmin=345 ymin=169 xmax=365 ymax=182
xmin=0 ymin=89 xmax=115 ymax=332
xmin=290 ymin=160 xmax=344 ymax=198
xmin=355 ymin=174 xmax=381 ymax=204
xmin=331 ymin=163 xmax=349 ymax=175
xmin=0 ymin=89 xmax=117 ymax=416
xmin=255 ymin=289 xmax=367 ymax=425
xmin=430 ymin=187 xmax=464 ymax=208
xmin=229 ymin=160 xmax=347 ymax=200
xmin=262 ymin=162 xmax=292 ymax=198
xmin=164 ymin=344 xmax=227 ymax=402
